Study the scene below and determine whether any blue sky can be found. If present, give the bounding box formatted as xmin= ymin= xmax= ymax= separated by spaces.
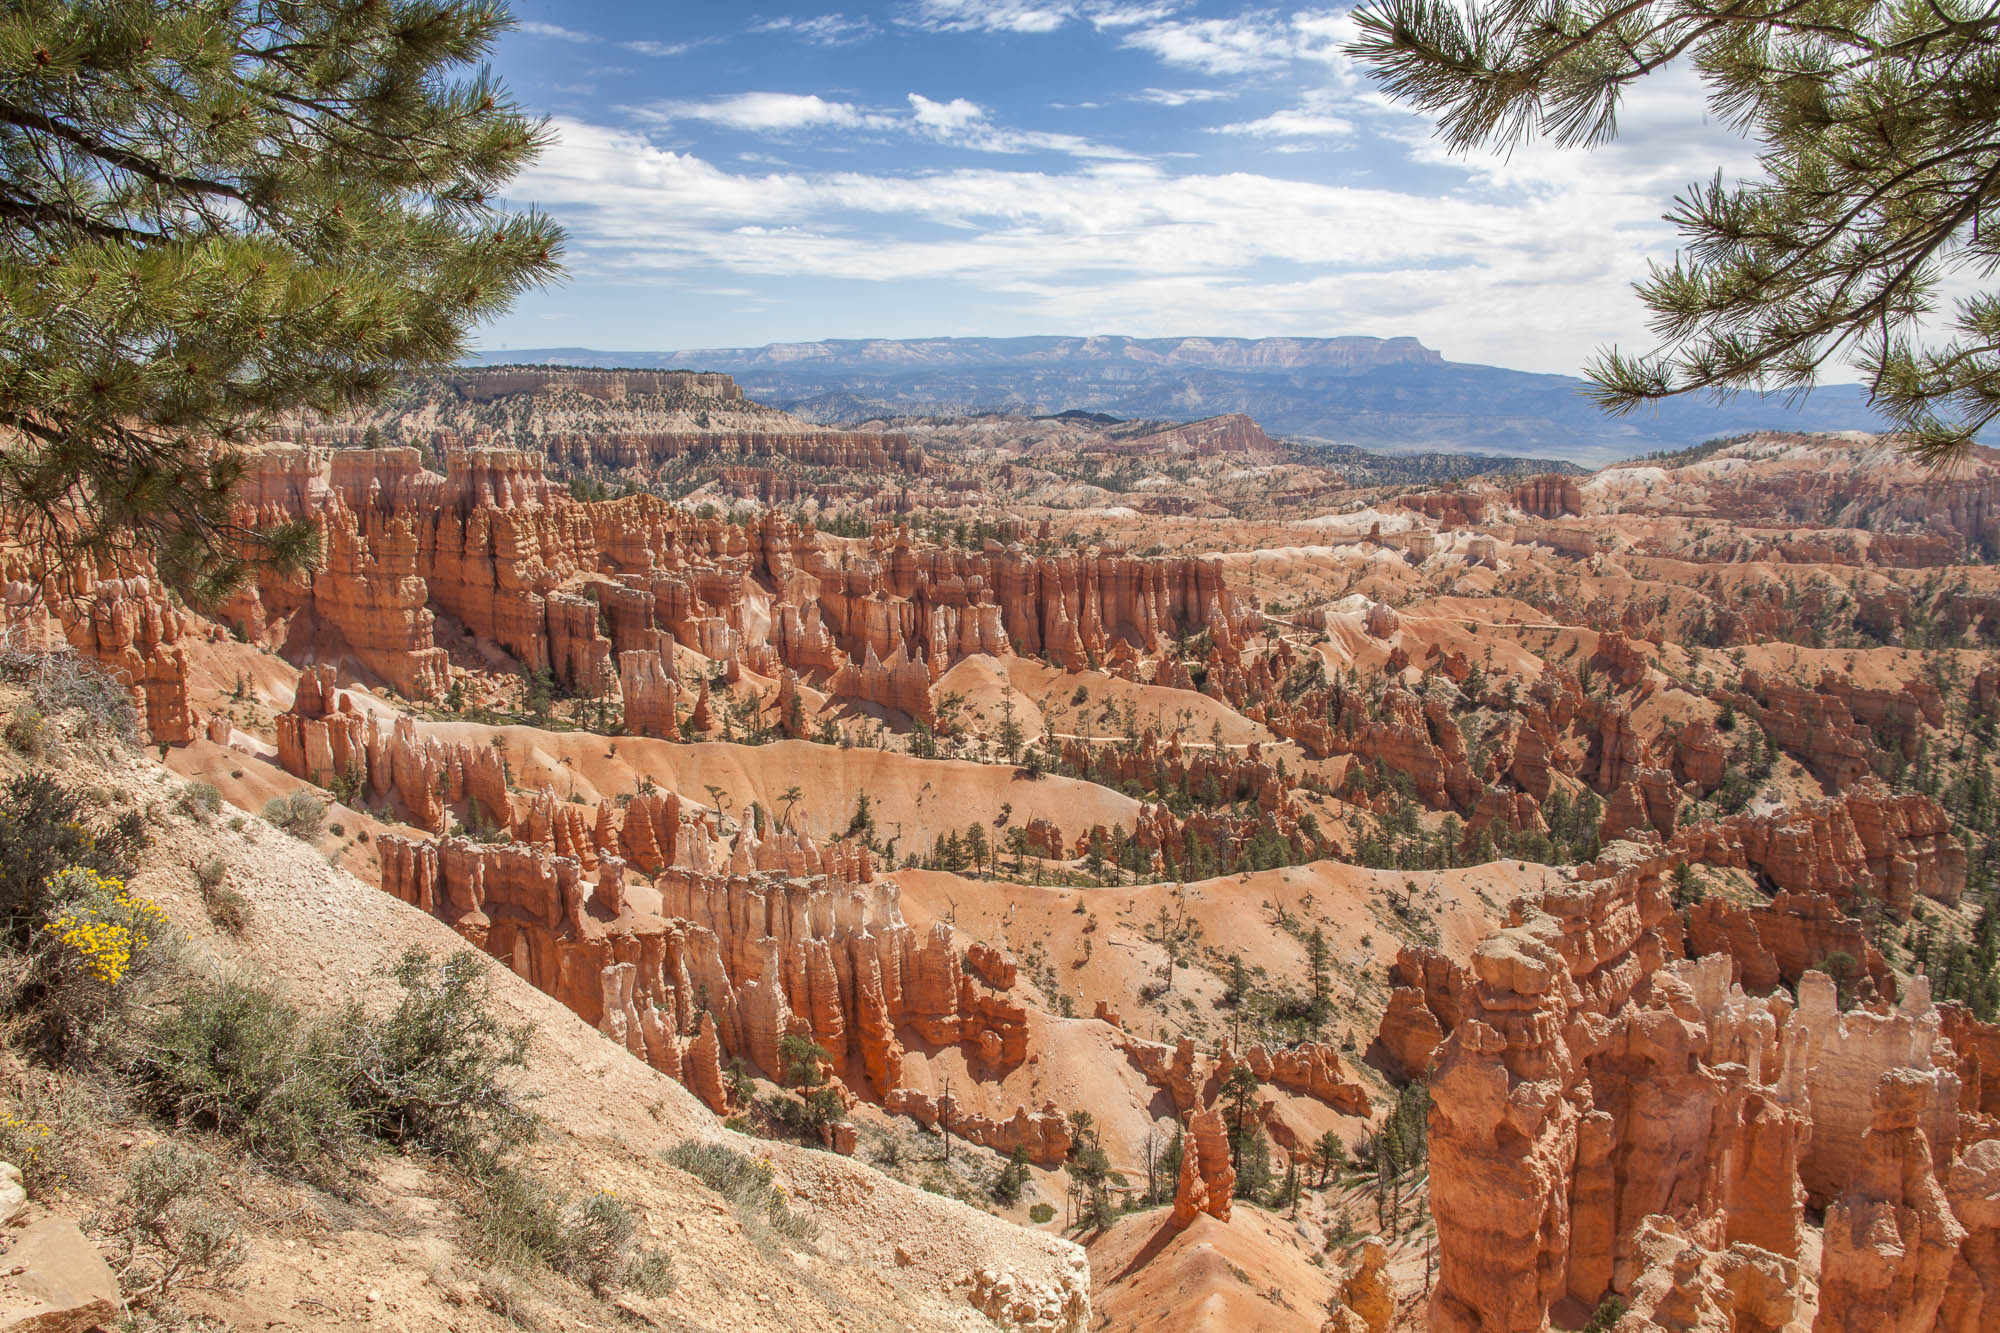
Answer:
xmin=479 ymin=1 xmax=1759 ymax=375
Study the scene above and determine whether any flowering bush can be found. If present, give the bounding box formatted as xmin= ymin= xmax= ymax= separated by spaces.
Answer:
xmin=0 ymin=773 xmax=145 ymax=949
xmin=45 ymin=868 xmax=167 ymax=986
xmin=18 ymin=866 xmax=172 ymax=1064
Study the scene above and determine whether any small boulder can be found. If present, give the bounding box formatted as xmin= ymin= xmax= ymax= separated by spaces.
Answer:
xmin=0 ymin=1215 xmax=121 ymax=1333
xmin=0 ymin=1164 xmax=25 ymax=1227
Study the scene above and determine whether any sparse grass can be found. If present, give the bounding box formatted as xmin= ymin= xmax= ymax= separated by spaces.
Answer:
xmin=261 ymin=790 xmax=325 ymax=841
xmin=0 ymin=1079 xmax=99 ymax=1200
xmin=662 ymin=1139 xmax=818 ymax=1246
xmin=475 ymin=1268 xmax=546 ymax=1330
xmin=0 ymin=647 xmax=138 ymax=744
xmin=176 ymin=782 xmax=222 ymax=822
xmin=196 ymin=866 xmax=249 ymax=938
xmin=466 ymin=1167 xmax=674 ymax=1297
xmin=3 ymin=705 xmax=44 ymax=756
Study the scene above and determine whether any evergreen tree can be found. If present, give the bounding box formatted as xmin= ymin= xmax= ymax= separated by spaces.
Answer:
xmin=1350 ymin=0 xmax=2000 ymax=464
xmin=0 ymin=1 xmax=561 ymax=598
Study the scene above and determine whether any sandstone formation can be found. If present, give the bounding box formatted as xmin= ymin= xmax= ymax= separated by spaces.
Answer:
xmin=1673 ymin=784 xmax=1965 ymax=914
xmin=1117 ymin=1033 xmax=1370 ymax=1120
xmin=1169 ymin=1106 xmax=1234 ymax=1226
xmin=1815 ymin=1069 xmax=1966 ymax=1332
xmin=1511 ymin=475 xmax=1584 ymax=518
xmin=1410 ymin=838 xmax=2000 ymax=1333
xmin=229 ymin=447 xmax=1250 ymax=733
xmin=0 ymin=561 xmax=203 ymax=742
xmin=1611 ymin=1216 xmax=1803 ymax=1333
xmin=1337 ymin=1237 xmax=1393 ymax=1333
xmin=374 ymin=819 xmax=1080 ymax=1160
xmin=1939 ymin=1138 xmax=2000 ymax=1333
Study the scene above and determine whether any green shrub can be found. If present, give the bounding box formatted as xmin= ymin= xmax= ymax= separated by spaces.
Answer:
xmin=468 ymin=1164 xmax=570 ymax=1271
xmin=17 ymin=866 xmax=174 ymax=1065
xmin=0 ymin=773 xmax=145 ymax=949
xmin=344 ymin=948 xmax=535 ymax=1171
xmin=176 ymin=781 xmax=222 ymax=821
xmin=564 ymin=1192 xmax=641 ymax=1296
xmin=133 ymin=977 xmax=357 ymax=1175
xmin=138 ymin=948 xmax=536 ymax=1179
xmin=992 ymin=1146 xmax=1030 ymax=1204
xmin=662 ymin=1140 xmax=818 ymax=1245
xmin=1029 ymin=1203 xmax=1056 ymax=1224
xmin=468 ymin=1169 xmax=674 ymax=1297
xmin=261 ymin=790 xmax=325 ymax=840
xmin=326 ymin=768 xmax=364 ymax=809
xmin=628 ymin=1247 xmax=676 ymax=1297
xmin=193 ymin=858 xmax=249 ymax=934
xmin=3 ymin=706 xmax=44 ymax=756
xmin=1583 ymin=1296 xmax=1627 ymax=1333
xmin=108 ymin=1143 xmax=247 ymax=1298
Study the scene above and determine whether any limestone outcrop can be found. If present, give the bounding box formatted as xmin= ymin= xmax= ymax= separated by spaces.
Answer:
xmin=1171 ymin=1106 xmax=1233 ymax=1226
xmin=1404 ymin=831 xmax=1999 ymax=1333
xmin=375 ymin=822 xmax=1059 ymax=1157
xmin=1336 ymin=1238 xmax=1392 ymax=1333
xmin=0 ymin=561 xmax=204 ymax=743
xmin=1939 ymin=1138 xmax=2000 ymax=1333
xmin=883 ymin=1090 xmax=1073 ymax=1166
xmin=1613 ymin=1216 xmax=1803 ymax=1333
xmin=1684 ymin=892 xmax=1892 ymax=996
xmin=1117 ymin=1033 xmax=1370 ymax=1119
xmin=1511 ymin=475 xmax=1584 ymax=518
xmin=1673 ymin=784 xmax=1964 ymax=914
xmin=230 ymin=447 xmax=1250 ymax=726
xmin=1814 ymin=1069 xmax=1966 ymax=1332
xmin=274 ymin=666 xmax=508 ymax=832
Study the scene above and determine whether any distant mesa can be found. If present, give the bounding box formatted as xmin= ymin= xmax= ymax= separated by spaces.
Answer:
xmin=470 ymin=334 xmax=1890 ymax=464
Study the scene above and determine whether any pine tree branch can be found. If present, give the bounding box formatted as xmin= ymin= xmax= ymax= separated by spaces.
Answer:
xmin=0 ymin=99 xmax=249 ymax=206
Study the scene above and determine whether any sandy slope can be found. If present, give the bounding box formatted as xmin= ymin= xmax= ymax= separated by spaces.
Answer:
xmin=66 ymin=730 xmax=1090 ymax=1333
xmin=1087 ymin=1209 xmax=1337 ymax=1332
xmin=895 ymin=857 xmax=1530 ymax=1175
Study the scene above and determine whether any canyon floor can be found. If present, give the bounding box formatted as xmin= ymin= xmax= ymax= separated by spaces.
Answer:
xmin=4 ymin=368 xmax=1997 ymax=1332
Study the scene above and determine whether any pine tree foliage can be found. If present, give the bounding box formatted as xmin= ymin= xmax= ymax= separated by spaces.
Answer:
xmin=1349 ymin=0 xmax=2000 ymax=466
xmin=0 ymin=1 xmax=561 ymax=600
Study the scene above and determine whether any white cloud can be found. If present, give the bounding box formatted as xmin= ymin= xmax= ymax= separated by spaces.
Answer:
xmin=1084 ymin=3 xmax=1187 ymax=26
xmin=907 ymin=93 xmax=1136 ymax=157
xmin=1215 ymin=90 xmax=1355 ymax=139
xmin=907 ymin=0 xmax=1074 ymax=33
xmin=909 ymin=93 xmax=988 ymax=134
xmin=644 ymin=93 xmax=892 ymax=134
xmin=1120 ymin=9 xmax=1358 ymax=78
xmin=1217 ymin=109 xmax=1353 ymax=137
xmin=510 ymin=108 xmax=1760 ymax=372
xmin=624 ymin=39 xmax=695 ymax=56
xmin=905 ymin=0 xmax=1189 ymax=34
xmin=630 ymin=90 xmax=1132 ymax=158
xmin=751 ymin=13 xmax=877 ymax=45
xmin=518 ymin=20 xmax=599 ymax=43
xmin=1136 ymin=87 xmax=1233 ymax=106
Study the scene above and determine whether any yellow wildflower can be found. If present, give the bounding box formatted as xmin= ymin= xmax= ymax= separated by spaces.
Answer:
xmin=39 ymin=868 xmax=166 ymax=988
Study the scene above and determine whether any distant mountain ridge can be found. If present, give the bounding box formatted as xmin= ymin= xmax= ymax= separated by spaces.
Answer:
xmin=468 ymin=335 xmax=1889 ymax=465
